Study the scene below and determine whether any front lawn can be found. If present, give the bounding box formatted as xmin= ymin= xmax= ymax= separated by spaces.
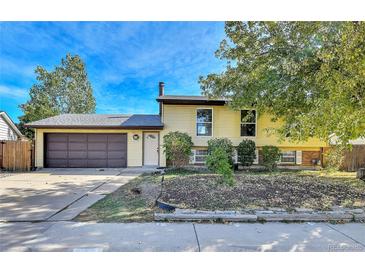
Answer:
xmin=75 ymin=173 xmax=162 ymax=222
xmin=160 ymin=170 xmax=365 ymax=211
xmin=75 ymin=169 xmax=365 ymax=222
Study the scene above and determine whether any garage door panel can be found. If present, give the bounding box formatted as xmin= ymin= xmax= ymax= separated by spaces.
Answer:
xmin=108 ymin=142 xmax=125 ymax=150
xmin=68 ymin=134 xmax=87 ymax=142
xmin=88 ymin=134 xmax=108 ymax=142
xmin=47 ymin=134 xmax=68 ymax=142
xmin=108 ymin=159 xmax=126 ymax=168
xmin=46 ymin=151 xmax=67 ymax=159
xmin=68 ymin=151 xmax=88 ymax=159
xmin=108 ymin=151 xmax=126 ymax=158
xmin=47 ymin=142 xmax=68 ymax=151
xmin=45 ymin=133 xmax=127 ymax=168
xmin=68 ymin=159 xmax=88 ymax=168
xmin=68 ymin=142 xmax=87 ymax=150
xmin=108 ymin=135 xmax=126 ymax=142
xmin=88 ymin=150 xmax=107 ymax=159
xmin=88 ymin=142 xmax=107 ymax=150
xmin=87 ymin=159 xmax=108 ymax=168
xmin=47 ymin=159 xmax=68 ymax=168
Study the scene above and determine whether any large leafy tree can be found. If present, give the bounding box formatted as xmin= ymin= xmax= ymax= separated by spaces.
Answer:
xmin=19 ymin=53 xmax=96 ymax=138
xmin=200 ymin=22 xmax=365 ymax=145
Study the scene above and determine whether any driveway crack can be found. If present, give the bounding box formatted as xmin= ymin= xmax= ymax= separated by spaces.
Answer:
xmin=192 ymin=223 xmax=201 ymax=252
xmin=326 ymin=223 xmax=365 ymax=248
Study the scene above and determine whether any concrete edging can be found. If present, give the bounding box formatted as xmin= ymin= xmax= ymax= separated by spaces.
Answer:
xmin=154 ymin=207 xmax=365 ymax=223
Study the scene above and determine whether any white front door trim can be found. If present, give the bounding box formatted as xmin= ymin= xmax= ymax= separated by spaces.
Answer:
xmin=143 ymin=132 xmax=159 ymax=166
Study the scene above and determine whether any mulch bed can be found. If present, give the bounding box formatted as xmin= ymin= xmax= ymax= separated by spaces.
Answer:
xmin=159 ymin=173 xmax=365 ymax=211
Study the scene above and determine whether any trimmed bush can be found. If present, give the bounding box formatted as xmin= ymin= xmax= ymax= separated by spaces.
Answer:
xmin=237 ymin=139 xmax=256 ymax=166
xmin=262 ymin=145 xmax=281 ymax=171
xmin=207 ymin=138 xmax=234 ymax=165
xmin=163 ymin=131 xmax=193 ymax=168
xmin=206 ymin=147 xmax=235 ymax=186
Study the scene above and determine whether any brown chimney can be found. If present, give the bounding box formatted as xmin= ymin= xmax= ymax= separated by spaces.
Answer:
xmin=159 ymin=82 xmax=165 ymax=96
xmin=158 ymin=82 xmax=164 ymax=117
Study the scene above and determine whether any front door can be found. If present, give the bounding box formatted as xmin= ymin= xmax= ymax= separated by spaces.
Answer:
xmin=143 ymin=132 xmax=159 ymax=166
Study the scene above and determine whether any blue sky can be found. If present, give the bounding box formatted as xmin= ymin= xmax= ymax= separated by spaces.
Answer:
xmin=0 ymin=22 xmax=226 ymax=122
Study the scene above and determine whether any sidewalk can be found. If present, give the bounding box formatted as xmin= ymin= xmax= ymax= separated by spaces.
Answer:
xmin=1 ymin=221 xmax=364 ymax=252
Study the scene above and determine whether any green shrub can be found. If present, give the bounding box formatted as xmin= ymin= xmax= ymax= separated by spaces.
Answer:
xmin=206 ymin=147 xmax=235 ymax=186
xmin=163 ymin=131 xmax=193 ymax=168
xmin=237 ymin=139 xmax=256 ymax=166
xmin=325 ymin=145 xmax=346 ymax=171
xmin=207 ymin=138 xmax=234 ymax=165
xmin=262 ymin=145 xmax=281 ymax=171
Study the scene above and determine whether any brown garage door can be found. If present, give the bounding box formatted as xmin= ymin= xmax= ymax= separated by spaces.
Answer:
xmin=45 ymin=133 xmax=127 ymax=168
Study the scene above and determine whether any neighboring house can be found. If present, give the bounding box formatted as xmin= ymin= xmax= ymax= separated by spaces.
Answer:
xmin=0 ymin=111 xmax=24 ymax=140
xmin=27 ymin=82 xmax=329 ymax=169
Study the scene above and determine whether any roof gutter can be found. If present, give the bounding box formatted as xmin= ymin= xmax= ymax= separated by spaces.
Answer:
xmin=25 ymin=125 xmax=164 ymax=130
xmin=156 ymin=98 xmax=227 ymax=106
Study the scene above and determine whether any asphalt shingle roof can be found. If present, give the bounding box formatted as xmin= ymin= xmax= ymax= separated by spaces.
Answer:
xmin=156 ymin=95 xmax=228 ymax=101
xmin=26 ymin=114 xmax=163 ymax=128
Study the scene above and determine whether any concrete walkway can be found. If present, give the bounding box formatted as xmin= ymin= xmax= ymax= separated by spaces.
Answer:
xmin=1 ymin=221 xmax=364 ymax=252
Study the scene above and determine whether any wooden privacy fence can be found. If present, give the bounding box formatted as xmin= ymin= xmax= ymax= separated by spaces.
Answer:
xmin=342 ymin=145 xmax=365 ymax=172
xmin=0 ymin=140 xmax=34 ymax=171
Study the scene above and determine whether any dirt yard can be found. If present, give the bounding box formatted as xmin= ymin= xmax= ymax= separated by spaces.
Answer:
xmin=76 ymin=169 xmax=365 ymax=222
xmin=159 ymin=170 xmax=365 ymax=211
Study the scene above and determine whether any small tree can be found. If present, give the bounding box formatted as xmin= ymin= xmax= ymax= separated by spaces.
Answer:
xmin=206 ymin=147 xmax=235 ymax=186
xmin=163 ymin=131 xmax=193 ymax=168
xmin=237 ymin=139 xmax=256 ymax=166
xmin=262 ymin=145 xmax=281 ymax=171
xmin=325 ymin=145 xmax=346 ymax=171
xmin=207 ymin=138 xmax=234 ymax=165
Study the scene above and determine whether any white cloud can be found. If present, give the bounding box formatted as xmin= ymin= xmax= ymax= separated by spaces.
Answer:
xmin=0 ymin=85 xmax=27 ymax=99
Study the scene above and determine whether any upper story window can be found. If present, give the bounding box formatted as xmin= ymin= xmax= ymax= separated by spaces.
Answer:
xmin=241 ymin=110 xmax=256 ymax=137
xmin=197 ymin=109 xmax=212 ymax=136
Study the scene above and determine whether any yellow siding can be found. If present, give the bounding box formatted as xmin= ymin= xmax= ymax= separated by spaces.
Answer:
xmin=35 ymin=128 xmax=144 ymax=168
xmin=159 ymin=104 xmax=328 ymax=166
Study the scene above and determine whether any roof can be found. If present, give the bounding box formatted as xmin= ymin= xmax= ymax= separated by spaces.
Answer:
xmin=26 ymin=114 xmax=164 ymax=129
xmin=0 ymin=111 xmax=24 ymax=138
xmin=156 ymin=95 xmax=228 ymax=105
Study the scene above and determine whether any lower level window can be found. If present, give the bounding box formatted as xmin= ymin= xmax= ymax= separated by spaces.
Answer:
xmin=280 ymin=151 xmax=296 ymax=164
xmin=195 ymin=150 xmax=208 ymax=163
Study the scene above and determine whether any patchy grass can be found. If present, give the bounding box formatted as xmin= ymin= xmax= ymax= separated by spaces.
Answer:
xmin=75 ymin=173 xmax=162 ymax=222
xmin=159 ymin=170 xmax=365 ymax=211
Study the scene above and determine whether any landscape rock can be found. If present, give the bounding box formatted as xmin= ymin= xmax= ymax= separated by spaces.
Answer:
xmin=256 ymin=210 xmax=274 ymax=214
xmin=295 ymin=208 xmax=314 ymax=213
xmin=214 ymin=210 xmax=237 ymax=215
xmin=348 ymin=209 xmax=364 ymax=214
xmin=174 ymin=209 xmax=196 ymax=214
xmin=154 ymin=213 xmax=256 ymax=222
xmin=268 ymin=207 xmax=286 ymax=212
xmin=353 ymin=213 xmax=365 ymax=222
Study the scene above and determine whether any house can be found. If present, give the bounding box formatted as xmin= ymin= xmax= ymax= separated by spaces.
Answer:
xmin=0 ymin=111 xmax=24 ymax=140
xmin=27 ymin=82 xmax=329 ymax=168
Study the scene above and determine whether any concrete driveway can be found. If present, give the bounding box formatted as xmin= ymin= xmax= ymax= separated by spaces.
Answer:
xmin=0 ymin=168 xmax=144 ymax=222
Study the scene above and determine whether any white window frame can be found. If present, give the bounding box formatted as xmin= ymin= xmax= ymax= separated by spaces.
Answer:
xmin=196 ymin=108 xmax=213 ymax=137
xmin=240 ymin=109 xmax=257 ymax=137
xmin=253 ymin=149 xmax=259 ymax=164
xmin=194 ymin=149 xmax=208 ymax=163
xmin=280 ymin=151 xmax=296 ymax=164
